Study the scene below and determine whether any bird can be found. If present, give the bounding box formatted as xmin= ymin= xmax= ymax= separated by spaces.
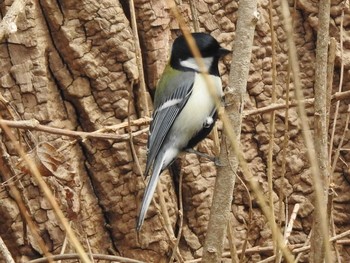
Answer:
xmin=137 ymin=32 xmax=230 ymax=231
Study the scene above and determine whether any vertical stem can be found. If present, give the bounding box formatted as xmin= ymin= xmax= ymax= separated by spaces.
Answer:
xmin=328 ymin=6 xmax=344 ymax=162
xmin=280 ymin=0 xmax=331 ymax=262
xmin=311 ymin=0 xmax=331 ymax=262
xmin=202 ymin=0 xmax=258 ymax=262
xmin=267 ymin=0 xmax=277 ymax=259
xmin=129 ymin=0 xmax=150 ymax=117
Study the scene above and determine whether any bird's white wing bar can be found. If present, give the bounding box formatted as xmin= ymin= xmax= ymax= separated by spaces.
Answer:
xmin=155 ymin=98 xmax=183 ymax=113
xmin=144 ymin=72 xmax=195 ymax=177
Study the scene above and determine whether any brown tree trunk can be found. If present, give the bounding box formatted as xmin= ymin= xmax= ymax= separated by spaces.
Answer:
xmin=0 ymin=0 xmax=349 ymax=262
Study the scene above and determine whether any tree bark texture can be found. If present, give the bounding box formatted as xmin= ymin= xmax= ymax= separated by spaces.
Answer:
xmin=0 ymin=0 xmax=349 ymax=262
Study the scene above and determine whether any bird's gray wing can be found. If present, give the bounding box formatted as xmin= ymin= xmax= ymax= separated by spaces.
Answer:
xmin=144 ymin=72 xmax=195 ymax=176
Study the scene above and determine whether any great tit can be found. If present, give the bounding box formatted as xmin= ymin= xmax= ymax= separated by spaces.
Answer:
xmin=137 ymin=32 xmax=230 ymax=231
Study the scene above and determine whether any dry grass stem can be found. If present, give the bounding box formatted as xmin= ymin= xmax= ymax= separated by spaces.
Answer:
xmin=0 ymin=235 xmax=15 ymax=263
xmin=330 ymin=106 xmax=350 ymax=175
xmin=326 ymin=38 xmax=337 ymax=130
xmin=236 ymin=174 xmax=253 ymax=262
xmin=0 ymin=121 xmax=91 ymax=262
xmin=280 ymin=0 xmax=331 ymax=261
xmin=278 ymin=63 xmax=291 ymax=228
xmin=169 ymin=172 xmax=184 ymax=263
xmin=156 ymin=183 xmax=175 ymax=241
xmin=185 ymin=228 xmax=350 ymax=262
xmin=267 ymin=0 xmax=277 ymax=257
xmin=227 ymin=218 xmax=239 ymax=263
xmin=129 ymin=0 xmax=150 ymax=117
xmin=284 ymin=204 xmax=300 ymax=244
xmin=0 ymin=138 xmax=53 ymax=263
xmin=329 ymin=4 xmax=345 ymax=162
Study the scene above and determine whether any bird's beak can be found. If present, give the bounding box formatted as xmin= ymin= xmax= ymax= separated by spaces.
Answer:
xmin=219 ymin=47 xmax=231 ymax=57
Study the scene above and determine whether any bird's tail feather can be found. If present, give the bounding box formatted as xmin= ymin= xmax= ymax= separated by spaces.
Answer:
xmin=136 ymin=156 xmax=164 ymax=231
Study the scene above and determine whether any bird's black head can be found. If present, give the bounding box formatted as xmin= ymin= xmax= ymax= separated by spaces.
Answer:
xmin=170 ymin=33 xmax=230 ymax=75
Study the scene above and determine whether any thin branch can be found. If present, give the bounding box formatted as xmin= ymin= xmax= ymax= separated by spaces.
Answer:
xmin=267 ymin=0 xmax=277 ymax=258
xmin=27 ymin=253 xmax=145 ymax=263
xmin=311 ymin=0 xmax=332 ymax=261
xmin=227 ymin=218 xmax=239 ymax=263
xmin=237 ymin=174 xmax=253 ymax=263
xmin=169 ymin=171 xmax=184 ymax=263
xmin=284 ymin=204 xmax=300 ymax=244
xmin=0 ymin=119 xmax=149 ymax=141
xmin=0 ymin=90 xmax=349 ymax=143
xmin=185 ymin=228 xmax=350 ymax=262
xmin=202 ymin=0 xmax=258 ymax=261
xmin=329 ymin=4 xmax=345 ymax=161
xmin=243 ymin=90 xmax=350 ymax=117
xmin=330 ymin=106 xmax=350 ymax=176
xmin=129 ymin=0 xmax=150 ymax=117
xmin=295 ymin=230 xmax=312 ymax=263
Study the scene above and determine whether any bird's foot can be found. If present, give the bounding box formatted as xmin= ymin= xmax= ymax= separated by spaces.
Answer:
xmin=186 ymin=149 xmax=224 ymax=166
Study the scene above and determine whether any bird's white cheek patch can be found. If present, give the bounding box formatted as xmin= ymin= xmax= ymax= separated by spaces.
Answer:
xmin=180 ymin=57 xmax=214 ymax=72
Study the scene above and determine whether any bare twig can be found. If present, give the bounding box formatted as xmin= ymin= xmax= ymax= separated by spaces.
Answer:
xmin=329 ymin=4 xmax=345 ymax=162
xmin=280 ymin=1 xmax=330 ymax=262
xmin=330 ymin=214 xmax=342 ymax=263
xmin=1 ymin=90 xmax=349 ymax=143
xmin=326 ymin=38 xmax=337 ymax=130
xmin=156 ymin=183 xmax=175 ymax=242
xmin=27 ymin=253 xmax=145 ymax=263
xmin=57 ymin=224 xmax=69 ymax=263
xmin=244 ymin=90 xmax=350 ymax=116
xmin=227 ymin=218 xmax=239 ymax=263
xmin=267 ymin=0 xmax=277 ymax=258
xmin=295 ymin=230 xmax=312 ymax=263
xmin=186 ymin=228 xmax=350 ymax=262
xmin=236 ymin=174 xmax=253 ymax=262
xmin=169 ymin=171 xmax=184 ymax=263
xmin=284 ymin=204 xmax=300 ymax=244
xmin=330 ymin=106 xmax=350 ymax=176
xmin=0 ymin=119 xmax=149 ymax=142
xmin=129 ymin=0 xmax=150 ymax=117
